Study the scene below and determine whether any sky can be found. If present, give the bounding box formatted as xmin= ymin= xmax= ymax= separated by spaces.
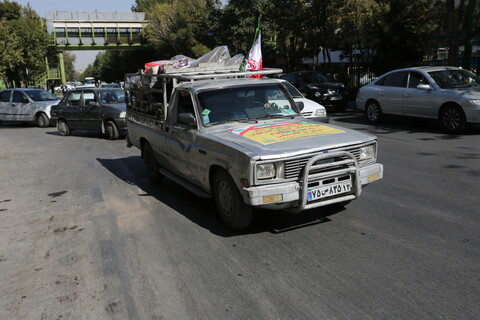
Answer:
xmin=14 ymin=0 xmax=137 ymax=72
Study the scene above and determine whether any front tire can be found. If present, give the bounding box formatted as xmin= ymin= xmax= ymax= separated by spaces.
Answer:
xmin=365 ymin=100 xmax=383 ymax=123
xmin=105 ymin=121 xmax=119 ymax=140
xmin=143 ymin=142 xmax=162 ymax=182
xmin=213 ymin=169 xmax=253 ymax=230
xmin=57 ymin=119 xmax=71 ymax=136
xmin=439 ymin=104 xmax=466 ymax=133
xmin=36 ymin=113 xmax=50 ymax=128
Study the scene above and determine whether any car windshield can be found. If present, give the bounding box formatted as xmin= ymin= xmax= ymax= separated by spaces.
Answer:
xmin=428 ymin=69 xmax=480 ymax=89
xmin=282 ymin=82 xmax=303 ymax=98
xmin=98 ymin=89 xmax=125 ymax=104
xmin=25 ymin=90 xmax=59 ymax=101
xmin=198 ymin=84 xmax=299 ymax=125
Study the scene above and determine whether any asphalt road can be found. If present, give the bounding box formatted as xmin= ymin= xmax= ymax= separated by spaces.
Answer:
xmin=0 ymin=114 xmax=479 ymax=320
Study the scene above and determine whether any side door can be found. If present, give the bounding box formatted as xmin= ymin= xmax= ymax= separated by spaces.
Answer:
xmin=79 ymin=90 xmax=102 ymax=130
xmin=374 ymin=71 xmax=408 ymax=115
xmin=165 ymin=90 xmax=203 ymax=186
xmin=402 ymin=71 xmax=436 ymax=118
xmin=59 ymin=91 xmax=82 ymax=129
xmin=11 ymin=90 xmax=31 ymax=121
xmin=0 ymin=90 xmax=12 ymax=121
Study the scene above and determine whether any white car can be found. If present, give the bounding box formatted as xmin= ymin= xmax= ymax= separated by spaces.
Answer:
xmin=281 ymin=80 xmax=329 ymax=122
xmin=0 ymin=88 xmax=60 ymax=127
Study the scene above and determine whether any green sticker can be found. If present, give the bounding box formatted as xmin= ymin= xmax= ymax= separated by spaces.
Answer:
xmin=202 ymin=109 xmax=211 ymax=115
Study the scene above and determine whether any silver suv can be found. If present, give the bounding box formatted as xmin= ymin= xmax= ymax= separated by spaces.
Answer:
xmin=0 ymin=88 xmax=60 ymax=127
xmin=356 ymin=66 xmax=480 ymax=133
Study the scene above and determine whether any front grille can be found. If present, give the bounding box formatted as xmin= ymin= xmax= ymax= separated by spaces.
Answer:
xmin=284 ymin=146 xmax=369 ymax=179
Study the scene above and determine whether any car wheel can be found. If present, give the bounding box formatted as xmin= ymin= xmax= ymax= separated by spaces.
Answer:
xmin=105 ymin=121 xmax=119 ymax=140
xmin=57 ymin=119 xmax=71 ymax=136
xmin=214 ymin=169 xmax=253 ymax=230
xmin=143 ymin=142 xmax=162 ymax=182
xmin=36 ymin=113 xmax=50 ymax=128
xmin=365 ymin=100 xmax=383 ymax=123
xmin=439 ymin=104 xmax=466 ymax=133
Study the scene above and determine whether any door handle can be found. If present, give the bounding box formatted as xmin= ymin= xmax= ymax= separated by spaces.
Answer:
xmin=377 ymin=92 xmax=384 ymax=96
xmin=403 ymin=93 xmax=410 ymax=98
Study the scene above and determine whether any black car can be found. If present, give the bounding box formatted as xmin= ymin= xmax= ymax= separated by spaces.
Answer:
xmin=50 ymin=88 xmax=126 ymax=140
xmin=280 ymin=71 xmax=346 ymax=111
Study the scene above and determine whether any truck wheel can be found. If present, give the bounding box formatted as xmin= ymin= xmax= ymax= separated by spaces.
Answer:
xmin=439 ymin=104 xmax=466 ymax=133
xmin=57 ymin=119 xmax=71 ymax=136
xmin=365 ymin=100 xmax=383 ymax=123
xmin=105 ymin=121 xmax=119 ymax=140
xmin=36 ymin=113 xmax=50 ymax=128
xmin=214 ymin=169 xmax=252 ymax=230
xmin=143 ymin=143 xmax=162 ymax=182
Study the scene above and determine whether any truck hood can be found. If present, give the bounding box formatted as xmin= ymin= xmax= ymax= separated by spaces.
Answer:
xmin=205 ymin=118 xmax=375 ymax=160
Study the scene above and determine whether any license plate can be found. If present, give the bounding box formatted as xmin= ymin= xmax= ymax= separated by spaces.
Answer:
xmin=307 ymin=181 xmax=352 ymax=202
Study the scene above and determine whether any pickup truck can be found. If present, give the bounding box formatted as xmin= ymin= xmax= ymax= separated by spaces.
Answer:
xmin=125 ymin=66 xmax=383 ymax=229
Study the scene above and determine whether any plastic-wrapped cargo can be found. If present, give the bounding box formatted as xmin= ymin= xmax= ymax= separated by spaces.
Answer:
xmin=144 ymin=46 xmax=244 ymax=74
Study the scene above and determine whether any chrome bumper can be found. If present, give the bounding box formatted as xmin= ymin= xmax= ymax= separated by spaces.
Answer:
xmin=243 ymin=152 xmax=383 ymax=212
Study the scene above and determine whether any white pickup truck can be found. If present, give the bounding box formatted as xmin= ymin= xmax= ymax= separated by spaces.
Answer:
xmin=124 ymin=65 xmax=383 ymax=229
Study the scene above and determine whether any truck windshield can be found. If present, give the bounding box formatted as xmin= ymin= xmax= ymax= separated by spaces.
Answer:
xmin=25 ymin=90 xmax=60 ymax=101
xmin=197 ymin=84 xmax=298 ymax=125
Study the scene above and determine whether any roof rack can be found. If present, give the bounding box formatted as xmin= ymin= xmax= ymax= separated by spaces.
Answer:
xmin=124 ymin=63 xmax=283 ymax=121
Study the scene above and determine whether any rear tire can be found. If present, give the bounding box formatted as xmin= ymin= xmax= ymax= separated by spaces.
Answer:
xmin=214 ymin=169 xmax=253 ymax=230
xmin=143 ymin=142 xmax=162 ymax=182
xmin=365 ymin=100 xmax=383 ymax=123
xmin=105 ymin=121 xmax=119 ymax=140
xmin=36 ymin=113 xmax=50 ymax=128
xmin=439 ymin=104 xmax=466 ymax=133
xmin=57 ymin=119 xmax=71 ymax=136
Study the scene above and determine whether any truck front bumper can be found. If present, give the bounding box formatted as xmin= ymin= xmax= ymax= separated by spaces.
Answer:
xmin=243 ymin=162 xmax=383 ymax=212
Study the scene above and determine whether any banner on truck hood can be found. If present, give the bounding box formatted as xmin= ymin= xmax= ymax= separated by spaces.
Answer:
xmin=229 ymin=121 xmax=345 ymax=145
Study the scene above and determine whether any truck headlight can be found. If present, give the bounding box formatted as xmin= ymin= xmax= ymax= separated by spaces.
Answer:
xmin=470 ymin=99 xmax=480 ymax=106
xmin=256 ymin=162 xmax=285 ymax=180
xmin=359 ymin=145 xmax=375 ymax=161
xmin=119 ymin=111 xmax=126 ymax=118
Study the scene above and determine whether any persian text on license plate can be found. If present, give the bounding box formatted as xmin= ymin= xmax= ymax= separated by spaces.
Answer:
xmin=307 ymin=181 xmax=352 ymax=202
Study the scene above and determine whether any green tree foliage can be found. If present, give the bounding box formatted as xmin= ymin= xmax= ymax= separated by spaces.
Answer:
xmin=0 ymin=0 xmax=21 ymax=20
xmin=0 ymin=2 xmax=48 ymax=87
xmin=140 ymin=0 xmax=219 ymax=58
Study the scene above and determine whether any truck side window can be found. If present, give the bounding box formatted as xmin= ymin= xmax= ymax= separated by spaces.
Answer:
xmin=175 ymin=91 xmax=195 ymax=125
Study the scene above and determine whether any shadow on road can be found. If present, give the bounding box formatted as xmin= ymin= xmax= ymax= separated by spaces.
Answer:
xmin=97 ymin=156 xmax=345 ymax=236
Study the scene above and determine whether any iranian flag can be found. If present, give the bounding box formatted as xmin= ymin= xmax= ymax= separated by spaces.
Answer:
xmin=247 ymin=32 xmax=262 ymax=72
xmin=247 ymin=15 xmax=262 ymax=77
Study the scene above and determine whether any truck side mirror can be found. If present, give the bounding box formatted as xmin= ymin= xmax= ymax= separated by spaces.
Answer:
xmin=178 ymin=112 xmax=196 ymax=126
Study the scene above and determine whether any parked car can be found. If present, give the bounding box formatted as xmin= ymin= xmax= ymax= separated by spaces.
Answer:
xmin=0 ymin=88 xmax=60 ymax=127
xmin=280 ymin=71 xmax=347 ymax=112
xmin=356 ymin=66 xmax=480 ymax=133
xmin=50 ymin=88 xmax=126 ymax=139
xmin=280 ymin=80 xmax=328 ymax=122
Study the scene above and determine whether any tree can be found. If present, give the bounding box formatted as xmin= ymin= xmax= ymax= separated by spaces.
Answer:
xmin=141 ymin=0 xmax=219 ymax=58
xmin=0 ymin=2 xmax=48 ymax=87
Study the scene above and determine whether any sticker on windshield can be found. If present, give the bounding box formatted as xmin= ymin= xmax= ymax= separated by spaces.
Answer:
xmin=230 ymin=121 xmax=345 ymax=145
